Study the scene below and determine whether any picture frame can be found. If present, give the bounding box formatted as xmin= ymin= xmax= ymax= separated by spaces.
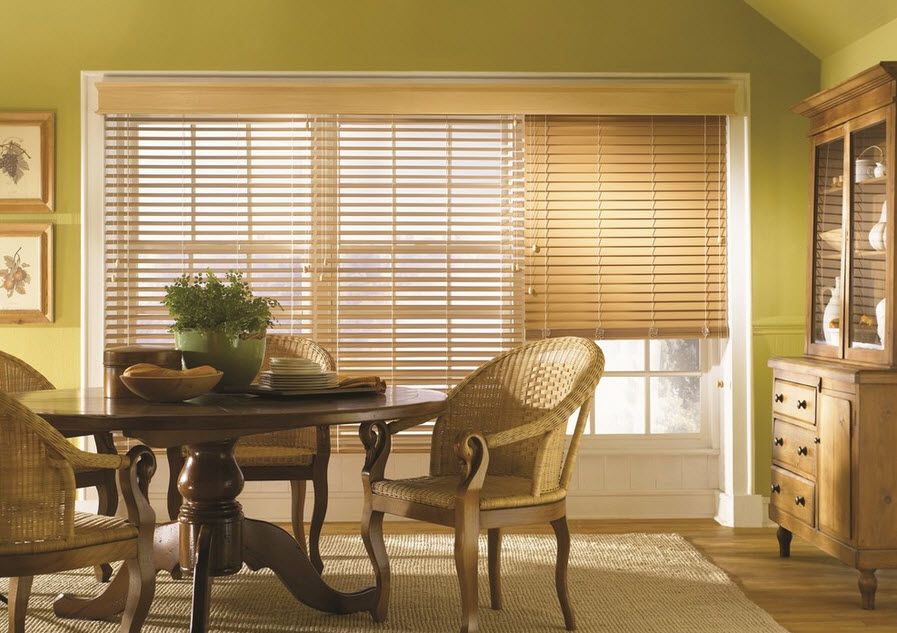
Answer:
xmin=0 ymin=223 xmax=53 ymax=323
xmin=0 ymin=112 xmax=55 ymax=213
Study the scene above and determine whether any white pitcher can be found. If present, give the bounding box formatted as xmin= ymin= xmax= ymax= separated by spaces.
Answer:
xmin=869 ymin=200 xmax=887 ymax=251
xmin=823 ymin=278 xmax=841 ymax=346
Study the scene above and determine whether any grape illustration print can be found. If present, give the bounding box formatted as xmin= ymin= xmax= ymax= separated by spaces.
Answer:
xmin=0 ymin=139 xmax=30 ymax=185
xmin=0 ymin=112 xmax=54 ymax=213
xmin=2 ymin=247 xmax=30 ymax=297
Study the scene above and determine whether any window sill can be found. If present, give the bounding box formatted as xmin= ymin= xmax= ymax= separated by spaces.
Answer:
xmin=577 ymin=444 xmax=719 ymax=457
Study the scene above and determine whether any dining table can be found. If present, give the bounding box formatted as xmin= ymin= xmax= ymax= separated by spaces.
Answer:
xmin=12 ymin=385 xmax=447 ymax=633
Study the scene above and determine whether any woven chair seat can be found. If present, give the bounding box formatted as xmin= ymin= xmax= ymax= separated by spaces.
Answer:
xmin=233 ymin=444 xmax=315 ymax=467
xmin=0 ymin=512 xmax=137 ymax=556
xmin=371 ymin=475 xmax=567 ymax=510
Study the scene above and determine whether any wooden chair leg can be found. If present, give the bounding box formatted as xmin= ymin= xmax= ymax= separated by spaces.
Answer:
xmin=360 ymin=508 xmax=390 ymax=622
xmin=487 ymin=528 xmax=502 ymax=610
xmin=551 ymin=516 xmax=575 ymax=631
xmin=309 ymin=471 xmax=328 ymax=574
xmin=190 ymin=525 xmax=215 ymax=633
xmin=166 ymin=446 xmax=185 ymax=521
xmin=8 ymin=576 xmax=33 ymax=633
xmin=94 ymin=432 xmax=119 ymax=583
xmin=93 ymin=479 xmax=117 ymax=583
xmin=454 ymin=520 xmax=480 ymax=633
xmin=119 ymin=555 xmax=156 ymax=633
xmin=289 ymin=479 xmax=309 ymax=554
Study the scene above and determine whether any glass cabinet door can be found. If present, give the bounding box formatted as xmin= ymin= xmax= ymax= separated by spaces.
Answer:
xmin=810 ymin=136 xmax=846 ymax=352
xmin=847 ymin=119 xmax=889 ymax=356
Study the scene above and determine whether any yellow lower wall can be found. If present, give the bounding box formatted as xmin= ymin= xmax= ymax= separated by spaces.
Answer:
xmin=3 ymin=0 xmax=819 ymax=496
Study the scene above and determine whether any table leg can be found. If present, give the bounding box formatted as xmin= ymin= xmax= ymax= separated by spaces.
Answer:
xmin=57 ymin=438 xmax=379 ymax=628
xmin=243 ymin=518 xmax=377 ymax=615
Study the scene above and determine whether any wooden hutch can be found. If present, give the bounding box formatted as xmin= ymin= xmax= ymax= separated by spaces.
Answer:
xmin=769 ymin=62 xmax=897 ymax=609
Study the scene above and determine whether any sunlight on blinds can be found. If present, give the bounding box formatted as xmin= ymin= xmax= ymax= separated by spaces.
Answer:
xmin=104 ymin=114 xmax=525 ymax=450
xmin=524 ymin=115 xmax=727 ymax=340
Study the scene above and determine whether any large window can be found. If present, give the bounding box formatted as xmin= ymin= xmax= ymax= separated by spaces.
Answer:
xmin=102 ymin=110 xmax=727 ymax=448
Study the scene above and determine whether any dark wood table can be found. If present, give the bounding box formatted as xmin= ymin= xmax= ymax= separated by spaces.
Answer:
xmin=14 ymin=386 xmax=447 ymax=633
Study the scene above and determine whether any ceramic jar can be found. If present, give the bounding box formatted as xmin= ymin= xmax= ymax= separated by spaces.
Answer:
xmin=869 ymin=201 xmax=887 ymax=251
xmin=823 ymin=278 xmax=841 ymax=346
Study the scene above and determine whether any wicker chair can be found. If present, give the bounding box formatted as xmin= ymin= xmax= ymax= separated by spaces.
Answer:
xmin=360 ymin=337 xmax=604 ymax=633
xmin=0 ymin=391 xmax=157 ymax=633
xmin=167 ymin=334 xmax=334 ymax=572
xmin=0 ymin=350 xmax=119 ymax=583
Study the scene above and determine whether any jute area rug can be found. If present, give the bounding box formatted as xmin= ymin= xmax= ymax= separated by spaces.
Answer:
xmin=3 ymin=532 xmax=786 ymax=632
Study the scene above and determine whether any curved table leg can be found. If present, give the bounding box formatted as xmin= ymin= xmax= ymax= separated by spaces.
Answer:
xmin=53 ymin=522 xmax=182 ymax=620
xmin=243 ymin=518 xmax=378 ymax=615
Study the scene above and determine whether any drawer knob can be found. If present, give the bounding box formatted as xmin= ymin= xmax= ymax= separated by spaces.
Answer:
xmin=774 ymin=437 xmax=784 ymax=446
xmin=797 ymin=399 xmax=808 ymax=410
xmin=795 ymin=496 xmax=806 ymax=507
xmin=814 ymin=437 xmax=821 ymax=444
xmin=774 ymin=393 xmax=784 ymax=403
xmin=771 ymin=483 xmax=781 ymax=494
xmin=797 ymin=446 xmax=808 ymax=456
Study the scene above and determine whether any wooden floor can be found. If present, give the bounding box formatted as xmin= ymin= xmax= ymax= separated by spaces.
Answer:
xmin=322 ymin=519 xmax=897 ymax=633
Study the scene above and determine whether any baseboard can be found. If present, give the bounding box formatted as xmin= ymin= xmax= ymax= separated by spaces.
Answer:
xmin=715 ymin=491 xmax=765 ymax=527
xmin=83 ymin=453 xmax=722 ymax=522
xmin=138 ymin=487 xmax=720 ymax=522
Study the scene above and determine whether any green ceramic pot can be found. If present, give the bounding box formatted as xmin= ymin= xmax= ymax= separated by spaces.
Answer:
xmin=175 ymin=330 xmax=266 ymax=389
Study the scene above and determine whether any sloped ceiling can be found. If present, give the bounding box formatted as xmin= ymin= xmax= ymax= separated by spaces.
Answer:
xmin=744 ymin=0 xmax=897 ymax=58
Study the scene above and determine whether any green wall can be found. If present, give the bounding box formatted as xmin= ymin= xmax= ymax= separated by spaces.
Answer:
xmin=3 ymin=0 xmax=817 ymax=494
xmin=822 ymin=16 xmax=897 ymax=87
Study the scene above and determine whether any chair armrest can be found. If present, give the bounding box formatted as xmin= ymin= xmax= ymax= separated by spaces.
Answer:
xmin=453 ymin=432 xmax=489 ymax=511
xmin=360 ymin=420 xmax=392 ymax=484
xmin=66 ymin=448 xmax=128 ymax=472
xmin=483 ymin=412 xmax=564 ymax=449
xmin=9 ymin=396 xmax=129 ymax=472
xmin=119 ymin=445 xmax=157 ymax=530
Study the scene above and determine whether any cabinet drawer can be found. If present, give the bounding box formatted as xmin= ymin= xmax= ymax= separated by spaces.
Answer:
xmin=772 ymin=419 xmax=818 ymax=478
xmin=772 ymin=379 xmax=816 ymax=425
xmin=770 ymin=466 xmax=815 ymax=527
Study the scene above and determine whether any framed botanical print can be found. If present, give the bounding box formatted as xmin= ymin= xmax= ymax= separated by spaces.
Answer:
xmin=0 ymin=224 xmax=53 ymax=323
xmin=0 ymin=112 xmax=54 ymax=213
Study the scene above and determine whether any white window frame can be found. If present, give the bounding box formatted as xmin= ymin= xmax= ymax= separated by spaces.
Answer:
xmin=579 ymin=337 xmax=724 ymax=454
xmin=81 ymin=71 xmax=758 ymax=525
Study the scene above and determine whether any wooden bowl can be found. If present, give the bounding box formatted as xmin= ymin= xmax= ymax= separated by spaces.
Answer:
xmin=119 ymin=372 xmax=223 ymax=403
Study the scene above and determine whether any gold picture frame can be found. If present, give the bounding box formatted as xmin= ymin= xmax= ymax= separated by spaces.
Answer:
xmin=0 ymin=112 xmax=55 ymax=213
xmin=0 ymin=223 xmax=53 ymax=323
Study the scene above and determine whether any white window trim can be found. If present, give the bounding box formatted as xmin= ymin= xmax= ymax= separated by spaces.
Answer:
xmin=581 ymin=337 xmax=723 ymax=453
xmin=81 ymin=71 xmax=757 ymax=526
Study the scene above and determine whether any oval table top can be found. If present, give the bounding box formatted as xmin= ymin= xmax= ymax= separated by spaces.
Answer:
xmin=13 ymin=386 xmax=447 ymax=448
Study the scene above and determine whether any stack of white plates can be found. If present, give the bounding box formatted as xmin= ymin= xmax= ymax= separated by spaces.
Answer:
xmin=259 ymin=357 xmax=338 ymax=390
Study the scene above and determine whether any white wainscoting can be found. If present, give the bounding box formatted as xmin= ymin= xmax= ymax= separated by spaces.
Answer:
xmin=81 ymin=448 xmax=720 ymax=522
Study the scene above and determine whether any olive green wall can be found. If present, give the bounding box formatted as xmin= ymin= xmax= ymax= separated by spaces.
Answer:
xmin=3 ymin=0 xmax=817 ymax=494
xmin=822 ymin=16 xmax=897 ymax=87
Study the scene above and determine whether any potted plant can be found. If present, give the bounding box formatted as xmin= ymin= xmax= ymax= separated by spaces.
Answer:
xmin=163 ymin=271 xmax=280 ymax=389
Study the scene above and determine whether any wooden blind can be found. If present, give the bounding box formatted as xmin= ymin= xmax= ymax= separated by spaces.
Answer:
xmin=524 ymin=115 xmax=727 ymax=340
xmin=104 ymin=114 xmax=525 ymax=451
xmin=104 ymin=116 xmax=318 ymax=345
